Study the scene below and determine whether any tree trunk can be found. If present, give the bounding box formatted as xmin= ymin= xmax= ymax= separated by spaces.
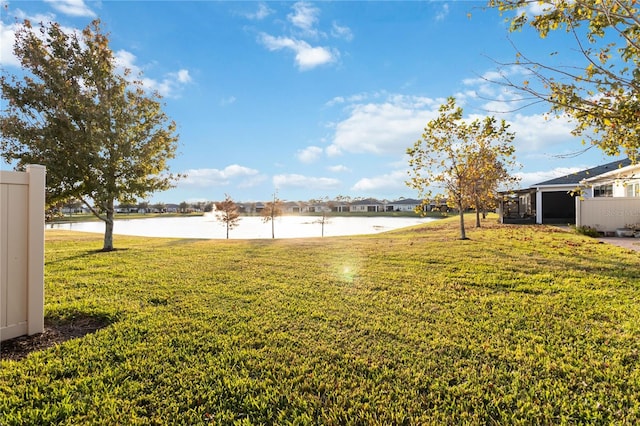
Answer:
xmin=475 ymin=208 xmax=481 ymax=228
xmin=271 ymin=216 xmax=275 ymax=239
xmin=458 ymin=201 xmax=467 ymax=240
xmin=103 ymin=207 xmax=115 ymax=251
xmin=226 ymin=222 xmax=229 ymax=239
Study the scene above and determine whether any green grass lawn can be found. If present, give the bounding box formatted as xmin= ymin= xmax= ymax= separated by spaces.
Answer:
xmin=2 ymin=217 xmax=639 ymax=424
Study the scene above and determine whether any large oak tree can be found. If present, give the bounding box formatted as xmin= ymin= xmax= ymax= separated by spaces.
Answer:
xmin=488 ymin=0 xmax=639 ymax=160
xmin=1 ymin=19 xmax=180 ymax=251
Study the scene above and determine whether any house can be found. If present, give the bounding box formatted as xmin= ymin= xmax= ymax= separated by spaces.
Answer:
xmin=576 ymin=160 xmax=640 ymax=234
xmin=386 ymin=198 xmax=424 ymax=212
xmin=330 ymin=202 xmax=350 ymax=213
xmin=282 ymin=201 xmax=303 ymax=213
xmin=499 ymin=158 xmax=632 ymax=225
xmin=349 ymin=198 xmax=384 ymax=213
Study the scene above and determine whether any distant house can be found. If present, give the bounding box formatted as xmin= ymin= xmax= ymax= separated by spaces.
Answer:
xmin=165 ymin=204 xmax=179 ymax=213
xmin=116 ymin=205 xmax=139 ymax=214
xmin=499 ymin=158 xmax=633 ymax=225
xmin=386 ymin=198 xmax=424 ymax=212
xmin=349 ymin=198 xmax=384 ymax=213
xmin=330 ymin=202 xmax=350 ymax=213
xmin=282 ymin=201 xmax=306 ymax=213
xmin=61 ymin=206 xmax=89 ymax=215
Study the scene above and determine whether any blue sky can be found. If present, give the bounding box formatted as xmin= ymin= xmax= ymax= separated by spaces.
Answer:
xmin=0 ymin=0 xmax=625 ymax=204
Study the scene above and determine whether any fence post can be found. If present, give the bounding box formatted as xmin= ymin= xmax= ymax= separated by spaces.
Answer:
xmin=26 ymin=165 xmax=45 ymax=335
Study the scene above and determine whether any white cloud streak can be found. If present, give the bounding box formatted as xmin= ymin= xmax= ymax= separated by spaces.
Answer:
xmin=435 ymin=3 xmax=449 ymax=21
xmin=352 ymin=170 xmax=408 ymax=193
xmin=288 ymin=1 xmax=320 ymax=37
xmin=114 ymin=50 xmax=192 ymax=97
xmin=331 ymin=21 xmax=353 ymax=41
xmin=516 ymin=167 xmax=584 ymax=187
xmin=329 ymin=94 xmax=440 ymax=156
xmin=43 ymin=0 xmax=96 ymax=17
xmin=296 ymin=146 xmax=323 ymax=163
xmin=181 ymin=165 xmax=261 ymax=187
xmin=328 ymin=164 xmax=350 ymax=173
xmin=0 ymin=20 xmax=20 ymax=67
xmin=244 ymin=2 xmax=273 ymax=20
xmin=259 ymin=33 xmax=336 ymax=70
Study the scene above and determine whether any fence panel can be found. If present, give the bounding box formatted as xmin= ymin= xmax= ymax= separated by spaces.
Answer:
xmin=0 ymin=165 xmax=45 ymax=341
xmin=576 ymin=197 xmax=640 ymax=233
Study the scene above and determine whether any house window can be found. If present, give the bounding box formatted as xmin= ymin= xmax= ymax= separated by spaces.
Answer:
xmin=594 ymin=184 xmax=613 ymax=197
xmin=626 ymin=182 xmax=640 ymax=197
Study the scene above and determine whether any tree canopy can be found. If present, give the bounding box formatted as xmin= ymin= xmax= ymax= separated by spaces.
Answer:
xmin=488 ymin=0 xmax=640 ymax=160
xmin=407 ymin=97 xmax=518 ymax=239
xmin=0 ymin=19 xmax=180 ymax=251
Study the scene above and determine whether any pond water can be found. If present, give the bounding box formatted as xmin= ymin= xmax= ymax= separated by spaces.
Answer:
xmin=48 ymin=214 xmax=437 ymax=240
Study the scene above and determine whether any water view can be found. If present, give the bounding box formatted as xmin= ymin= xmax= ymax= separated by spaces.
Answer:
xmin=48 ymin=214 xmax=437 ymax=239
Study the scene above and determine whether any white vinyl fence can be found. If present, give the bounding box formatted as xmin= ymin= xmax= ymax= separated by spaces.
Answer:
xmin=576 ymin=197 xmax=640 ymax=233
xmin=0 ymin=165 xmax=45 ymax=341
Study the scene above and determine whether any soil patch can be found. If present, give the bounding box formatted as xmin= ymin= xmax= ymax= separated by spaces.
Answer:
xmin=1 ymin=315 xmax=110 ymax=361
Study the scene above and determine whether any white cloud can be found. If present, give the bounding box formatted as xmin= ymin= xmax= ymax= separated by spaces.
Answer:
xmin=244 ymin=2 xmax=272 ymax=20
xmin=435 ymin=3 xmax=449 ymax=21
xmin=0 ymin=13 xmax=66 ymax=67
xmin=0 ymin=20 xmax=19 ymax=67
xmin=523 ymin=2 xmax=556 ymax=17
xmin=259 ymin=33 xmax=336 ymax=70
xmin=328 ymin=164 xmax=350 ymax=173
xmin=288 ymin=1 xmax=320 ymax=37
xmin=516 ymin=166 xmax=584 ymax=187
xmin=181 ymin=165 xmax=261 ymax=187
xmin=460 ymin=66 xmax=534 ymax=113
xmin=325 ymin=92 xmax=372 ymax=107
xmin=220 ymin=96 xmax=236 ymax=106
xmin=273 ymin=174 xmax=341 ymax=190
xmin=43 ymin=0 xmax=96 ymax=17
xmin=296 ymin=146 xmax=323 ymax=163
xmin=331 ymin=22 xmax=353 ymax=41
xmin=352 ymin=170 xmax=408 ymax=193
xmin=173 ymin=69 xmax=192 ymax=84
xmin=508 ymin=113 xmax=577 ymax=153
xmin=329 ymin=95 xmax=440 ymax=155
xmin=326 ymin=144 xmax=342 ymax=157
xmin=114 ymin=50 xmax=192 ymax=97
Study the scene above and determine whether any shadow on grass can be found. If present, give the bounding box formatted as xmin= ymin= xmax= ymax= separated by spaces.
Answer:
xmin=46 ymin=247 xmax=131 ymax=266
xmin=0 ymin=310 xmax=117 ymax=362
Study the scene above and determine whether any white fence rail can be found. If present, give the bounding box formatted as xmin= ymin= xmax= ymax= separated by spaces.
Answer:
xmin=0 ymin=165 xmax=45 ymax=342
xmin=576 ymin=197 xmax=640 ymax=233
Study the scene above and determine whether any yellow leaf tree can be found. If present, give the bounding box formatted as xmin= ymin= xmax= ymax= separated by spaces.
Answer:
xmin=407 ymin=97 xmax=518 ymax=239
xmin=488 ymin=0 xmax=639 ymax=160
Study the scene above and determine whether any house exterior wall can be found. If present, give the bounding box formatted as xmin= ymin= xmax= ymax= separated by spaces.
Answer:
xmin=576 ymin=197 xmax=640 ymax=232
xmin=0 ymin=165 xmax=45 ymax=341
